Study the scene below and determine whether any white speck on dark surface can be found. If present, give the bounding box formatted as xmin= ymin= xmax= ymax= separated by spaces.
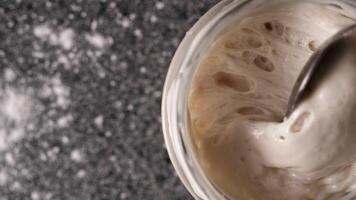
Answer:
xmin=71 ymin=149 xmax=83 ymax=162
xmin=33 ymin=24 xmax=53 ymax=39
xmin=77 ymin=169 xmax=86 ymax=178
xmin=150 ymin=15 xmax=158 ymax=23
xmin=4 ymin=69 xmax=16 ymax=82
xmin=0 ymin=0 xmax=218 ymax=199
xmin=0 ymin=87 xmax=34 ymax=151
xmin=57 ymin=114 xmax=73 ymax=128
xmin=155 ymin=2 xmax=165 ymax=10
xmin=140 ymin=67 xmax=147 ymax=74
xmin=91 ymin=20 xmax=98 ymax=31
xmin=33 ymin=24 xmax=75 ymax=50
xmin=61 ymin=136 xmax=70 ymax=144
xmin=134 ymin=29 xmax=143 ymax=39
xmin=31 ymin=191 xmax=40 ymax=200
xmin=105 ymin=131 xmax=112 ymax=138
xmin=121 ymin=17 xmax=131 ymax=28
xmin=5 ymin=152 xmax=15 ymax=166
xmin=0 ymin=170 xmax=8 ymax=186
xmin=85 ymin=33 xmax=113 ymax=49
xmin=94 ymin=115 xmax=104 ymax=129
xmin=58 ymin=28 xmax=75 ymax=50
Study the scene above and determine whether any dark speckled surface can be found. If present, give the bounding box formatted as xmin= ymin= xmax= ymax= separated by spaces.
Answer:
xmin=0 ymin=0 xmax=218 ymax=199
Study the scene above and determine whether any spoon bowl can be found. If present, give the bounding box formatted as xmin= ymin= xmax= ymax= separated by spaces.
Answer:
xmin=285 ymin=24 xmax=356 ymax=119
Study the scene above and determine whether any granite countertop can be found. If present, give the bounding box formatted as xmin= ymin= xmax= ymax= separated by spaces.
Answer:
xmin=0 ymin=0 xmax=218 ymax=199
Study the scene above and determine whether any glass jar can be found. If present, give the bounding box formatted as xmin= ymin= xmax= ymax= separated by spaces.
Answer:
xmin=161 ymin=0 xmax=356 ymax=199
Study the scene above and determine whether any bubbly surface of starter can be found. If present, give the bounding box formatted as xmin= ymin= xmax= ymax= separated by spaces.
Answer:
xmin=188 ymin=1 xmax=356 ymax=199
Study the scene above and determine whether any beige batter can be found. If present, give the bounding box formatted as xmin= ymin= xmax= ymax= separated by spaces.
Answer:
xmin=188 ymin=1 xmax=356 ymax=199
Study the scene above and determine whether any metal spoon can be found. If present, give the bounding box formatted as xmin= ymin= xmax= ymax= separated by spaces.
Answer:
xmin=285 ymin=24 xmax=356 ymax=119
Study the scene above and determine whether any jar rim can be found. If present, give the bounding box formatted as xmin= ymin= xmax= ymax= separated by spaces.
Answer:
xmin=162 ymin=0 xmax=356 ymax=199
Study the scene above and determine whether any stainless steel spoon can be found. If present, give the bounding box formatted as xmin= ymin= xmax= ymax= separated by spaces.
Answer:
xmin=285 ymin=24 xmax=356 ymax=119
